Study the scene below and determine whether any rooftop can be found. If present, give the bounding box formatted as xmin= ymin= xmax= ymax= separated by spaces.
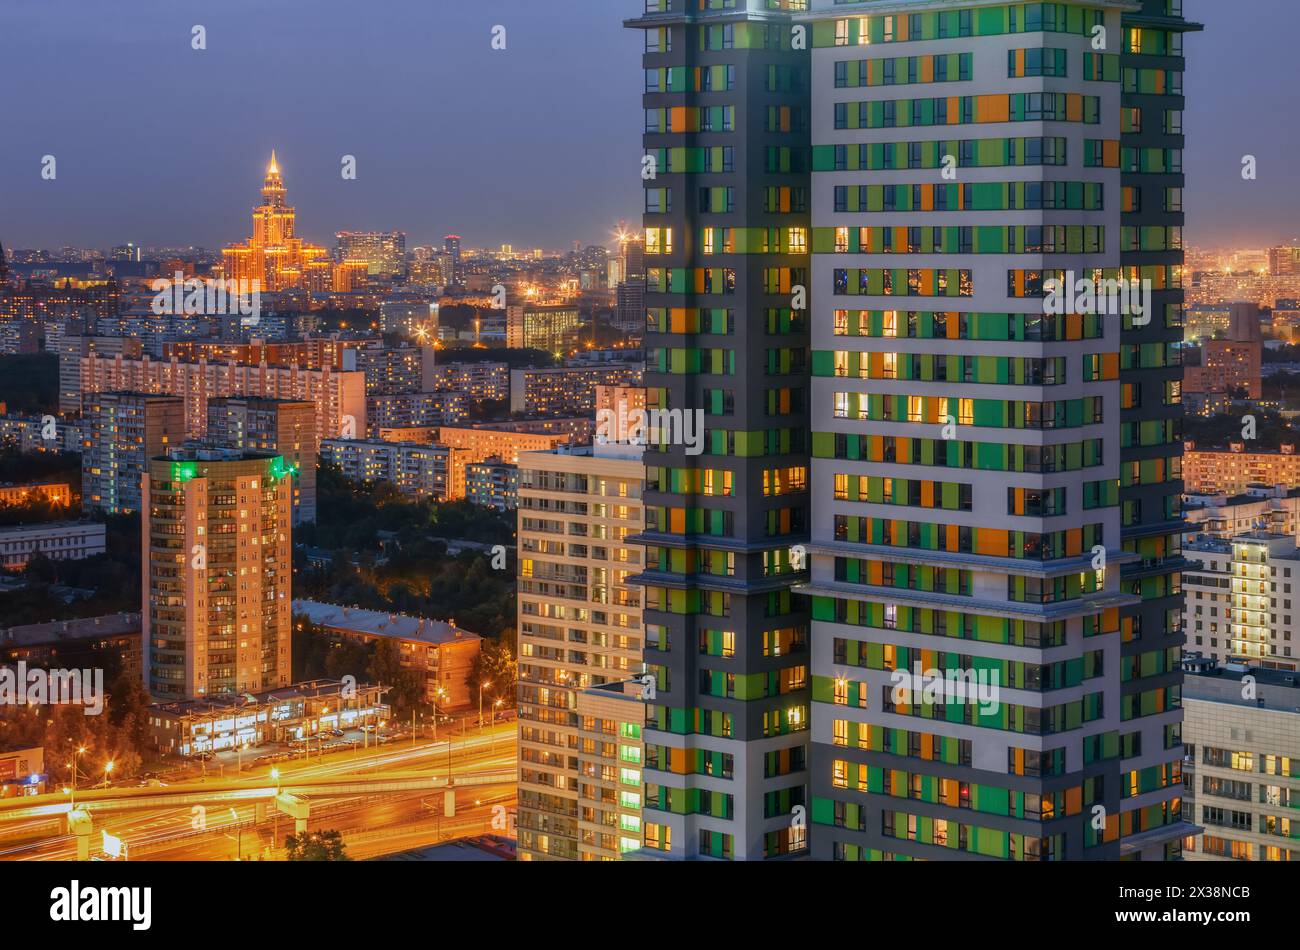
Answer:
xmin=1182 ymin=657 xmax=1300 ymax=713
xmin=292 ymin=599 xmax=481 ymax=645
xmin=151 ymin=677 xmax=384 ymax=717
xmin=2 ymin=612 xmax=140 ymax=646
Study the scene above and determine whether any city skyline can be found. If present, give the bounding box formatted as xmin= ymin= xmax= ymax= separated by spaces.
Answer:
xmin=0 ymin=0 xmax=1293 ymax=251
xmin=1 ymin=0 xmax=1299 ymax=889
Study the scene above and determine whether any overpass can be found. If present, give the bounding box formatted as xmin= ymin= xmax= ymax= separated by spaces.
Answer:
xmin=0 ymin=768 xmax=516 ymax=823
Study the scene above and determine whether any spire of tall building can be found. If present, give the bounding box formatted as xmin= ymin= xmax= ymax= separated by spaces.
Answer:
xmin=262 ymin=151 xmax=286 ymax=209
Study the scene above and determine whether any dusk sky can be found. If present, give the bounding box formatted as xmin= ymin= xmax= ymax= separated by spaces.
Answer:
xmin=0 ymin=0 xmax=1292 ymax=252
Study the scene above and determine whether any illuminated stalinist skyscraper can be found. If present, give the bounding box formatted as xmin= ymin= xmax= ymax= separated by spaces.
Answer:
xmin=223 ymin=152 xmax=332 ymax=293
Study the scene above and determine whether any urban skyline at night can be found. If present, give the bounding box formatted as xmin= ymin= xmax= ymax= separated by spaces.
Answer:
xmin=0 ymin=0 xmax=1296 ymax=251
xmin=0 ymin=1 xmax=1298 ymax=931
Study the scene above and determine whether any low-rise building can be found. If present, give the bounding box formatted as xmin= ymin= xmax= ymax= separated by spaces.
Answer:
xmin=1 ymin=613 xmax=142 ymax=682
xmin=0 ymin=521 xmax=106 ymax=571
xmin=0 ymin=482 xmax=72 ymax=508
xmin=147 ymin=678 xmax=390 ymax=756
xmin=0 ymin=747 xmax=45 ymax=798
xmin=292 ymin=600 xmax=483 ymax=710
xmin=473 ymin=417 xmax=594 ymax=444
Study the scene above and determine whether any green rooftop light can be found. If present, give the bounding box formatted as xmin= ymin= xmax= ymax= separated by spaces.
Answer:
xmin=170 ymin=461 xmax=199 ymax=484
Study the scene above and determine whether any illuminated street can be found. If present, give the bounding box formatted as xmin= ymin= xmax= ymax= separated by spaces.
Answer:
xmin=0 ymin=721 xmax=516 ymax=861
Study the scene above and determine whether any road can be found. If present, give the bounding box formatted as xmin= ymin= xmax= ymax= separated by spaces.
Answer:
xmin=0 ymin=721 xmax=517 ymax=861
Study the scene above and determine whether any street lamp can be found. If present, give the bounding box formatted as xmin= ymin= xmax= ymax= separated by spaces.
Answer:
xmin=433 ymin=688 xmax=447 ymax=740
xmin=479 ymin=680 xmax=492 ymax=733
xmin=102 ymin=760 xmax=114 ymax=788
xmin=229 ymin=807 xmax=242 ymax=861
xmin=69 ymin=745 xmax=86 ymax=808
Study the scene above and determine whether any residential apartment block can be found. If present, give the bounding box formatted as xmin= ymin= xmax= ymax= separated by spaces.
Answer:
xmin=78 ymin=352 xmax=366 ymax=444
xmin=1184 ymin=486 xmax=1300 ymax=545
xmin=319 ymin=438 xmax=455 ymax=500
xmin=625 ymin=0 xmax=1195 ymax=862
xmin=1183 ymin=442 xmax=1300 ymax=496
xmin=141 ymin=449 xmax=293 ymax=700
xmin=292 ymin=600 xmax=482 ymax=710
xmin=628 ymin=0 xmax=813 ymax=861
xmin=1181 ymin=659 xmax=1300 ymax=862
xmin=802 ymin=0 xmax=1194 ymax=863
xmin=82 ymin=392 xmax=186 ymax=515
xmin=0 ymin=521 xmax=106 ymax=571
xmin=509 ymin=364 xmax=644 ymax=416
xmin=1183 ymin=537 xmax=1232 ymax=666
xmin=365 ymin=391 xmax=468 ymax=432
xmin=517 ymin=445 xmax=646 ymax=861
xmin=430 ymin=361 xmax=510 ymax=403
xmin=206 ymin=396 xmax=319 ymax=524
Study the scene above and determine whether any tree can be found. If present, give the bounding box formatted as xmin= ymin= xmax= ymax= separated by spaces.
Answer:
xmin=469 ymin=640 xmax=518 ymax=707
xmin=106 ymin=669 xmax=152 ymax=754
xmin=367 ymin=639 xmax=424 ymax=716
xmin=285 ymin=829 xmax=350 ymax=861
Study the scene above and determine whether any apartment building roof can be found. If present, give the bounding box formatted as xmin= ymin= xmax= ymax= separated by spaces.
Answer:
xmin=1 ymin=612 xmax=141 ymax=646
xmin=292 ymin=599 xmax=481 ymax=646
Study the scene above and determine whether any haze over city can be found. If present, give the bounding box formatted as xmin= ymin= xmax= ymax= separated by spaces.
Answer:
xmin=0 ymin=0 xmax=1295 ymax=250
xmin=0 ymin=1 xmax=1297 ymax=929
